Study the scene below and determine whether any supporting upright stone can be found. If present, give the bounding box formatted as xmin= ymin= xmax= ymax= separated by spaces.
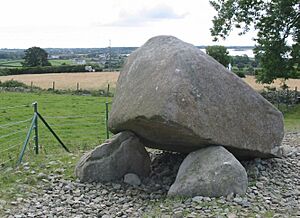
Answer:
xmin=75 ymin=131 xmax=151 ymax=182
xmin=168 ymin=146 xmax=248 ymax=197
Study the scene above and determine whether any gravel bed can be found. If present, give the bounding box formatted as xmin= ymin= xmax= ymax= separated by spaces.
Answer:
xmin=3 ymin=132 xmax=300 ymax=218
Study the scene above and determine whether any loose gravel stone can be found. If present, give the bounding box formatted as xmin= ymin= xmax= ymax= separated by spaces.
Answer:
xmin=2 ymin=132 xmax=299 ymax=217
xmin=123 ymin=173 xmax=141 ymax=186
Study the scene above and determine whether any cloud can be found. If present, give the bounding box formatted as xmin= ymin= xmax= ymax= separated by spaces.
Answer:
xmin=142 ymin=4 xmax=186 ymax=20
xmin=101 ymin=4 xmax=187 ymax=27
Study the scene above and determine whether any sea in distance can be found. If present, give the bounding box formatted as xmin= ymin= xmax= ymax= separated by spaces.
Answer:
xmin=200 ymin=48 xmax=254 ymax=58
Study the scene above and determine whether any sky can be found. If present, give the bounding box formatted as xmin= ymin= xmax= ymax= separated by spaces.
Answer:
xmin=0 ymin=0 xmax=256 ymax=48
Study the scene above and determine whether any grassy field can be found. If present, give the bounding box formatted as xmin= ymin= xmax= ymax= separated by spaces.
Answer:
xmin=49 ymin=59 xmax=73 ymax=66
xmin=0 ymin=60 xmax=23 ymax=67
xmin=0 ymin=73 xmax=299 ymax=91
xmin=0 ymin=92 xmax=110 ymax=165
xmin=0 ymin=91 xmax=299 ymax=216
xmin=0 ymin=59 xmax=73 ymax=68
xmin=0 ymin=92 xmax=111 ymax=202
xmin=284 ymin=104 xmax=300 ymax=131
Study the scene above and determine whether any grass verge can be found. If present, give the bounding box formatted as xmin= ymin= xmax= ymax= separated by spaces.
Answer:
xmin=284 ymin=104 xmax=300 ymax=131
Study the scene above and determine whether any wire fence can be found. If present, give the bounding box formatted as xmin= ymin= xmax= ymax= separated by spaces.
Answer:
xmin=38 ymin=113 xmax=107 ymax=151
xmin=0 ymin=99 xmax=110 ymax=170
xmin=0 ymin=104 xmax=32 ymax=169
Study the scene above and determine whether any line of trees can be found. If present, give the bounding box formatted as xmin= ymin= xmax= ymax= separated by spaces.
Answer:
xmin=0 ymin=47 xmax=104 ymax=76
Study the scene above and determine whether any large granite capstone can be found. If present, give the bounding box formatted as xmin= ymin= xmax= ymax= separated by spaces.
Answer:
xmin=109 ymin=35 xmax=284 ymax=159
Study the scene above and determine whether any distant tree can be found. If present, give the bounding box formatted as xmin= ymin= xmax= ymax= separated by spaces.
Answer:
xmin=206 ymin=45 xmax=231 ymax=67
xmin=234 ymin=69 xmax=246 ymax=78
xmin=247 ymin=66 xmax=255 ymax=75
xmin=209 ymin=0 xmax=300 ymax=84
xmin=232 ymin=55 xmax=250 ymax=69
xmin=22 ymin=47 xmax=51 ymax=67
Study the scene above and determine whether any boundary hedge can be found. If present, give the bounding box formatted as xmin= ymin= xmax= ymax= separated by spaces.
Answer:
xmin=0 ymin=65 xmax=102 ymax=76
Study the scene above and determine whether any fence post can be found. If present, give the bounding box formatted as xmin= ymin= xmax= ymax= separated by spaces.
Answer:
xmin=105 ymin=102 xmax=109 ymax=139
xmin=277 ymin=91 xmax=280 ymax=110
xmin=286 ymin=88 xmax=289 ymax=111
xmin=52 ymin=81 xmax=55 ymax=91
xmin=33 ymin=102 xmax=39 ymax=154
xmin=105 ymin=84 xmax=110 ymax=139
xmin=107 ymin=84 xmax=110 ymax=97
xmin=77 ymin=82 xmax=80 ymax=91
xmin=295 ymin=87 xmax=298 ymax=104
xmin=30 ymin=81 xmax=33 ymax=91
xmin=36 ymin=112 xmax=70 ymax=153
xmin=17 ymin=113 xmax=38 ymax=165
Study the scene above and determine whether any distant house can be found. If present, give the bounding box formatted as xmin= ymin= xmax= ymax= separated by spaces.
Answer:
xmin=85 ymin=66 xmax=95 ymax=72
xmin=73 ymin=59 xmax=86 ymax=65
xmin=49 ymin=55 xmax=60 ymax=59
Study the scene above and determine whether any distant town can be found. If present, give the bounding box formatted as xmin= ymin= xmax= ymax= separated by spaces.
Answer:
xmin=0 ymin=46 xmax=255 ymax=71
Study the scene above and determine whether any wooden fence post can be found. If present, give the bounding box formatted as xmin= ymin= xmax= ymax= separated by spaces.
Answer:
xmin=295 ymin=87 xmax=298 ymax=103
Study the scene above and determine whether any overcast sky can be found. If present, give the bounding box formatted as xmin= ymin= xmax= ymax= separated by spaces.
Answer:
xmin=0 ymin=0 xmax=256 ymax=48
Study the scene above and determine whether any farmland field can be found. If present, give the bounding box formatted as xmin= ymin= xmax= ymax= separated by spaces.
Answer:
xmin=49 ymin=59 xmax=74 ymax=66
xmin=0 ymin=92 xmax=110 ymax=169
xmin=0 ymin=92 xmax=111 ymax=201
xmin=0 ymin=72 xmax=299 ymax=91
xmin=0 ymin=59 xmax=73 ymax=68
xmin=0 ymin=60 xmax=23 ymax=67
xmin=0 ymin=72 xmax=119 ymax=90
xmin=243 ymin=76 xmax=300 ymax=90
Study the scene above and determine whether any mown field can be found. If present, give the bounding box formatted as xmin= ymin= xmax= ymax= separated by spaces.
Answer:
xmin=243 ymin=76 xmax=300 ymax=90
xmin=0 ymin=72 xmax=119 ymax=90
xmin=0 ymin=73 xmax=299 ymax=91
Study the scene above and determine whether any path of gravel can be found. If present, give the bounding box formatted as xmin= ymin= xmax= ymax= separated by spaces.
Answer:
xmin=3 ymin=132 xmax=300 ymax=218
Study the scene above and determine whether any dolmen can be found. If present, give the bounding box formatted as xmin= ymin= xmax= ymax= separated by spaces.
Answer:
xmin=76 ymin=35 xmax=284 ymax=197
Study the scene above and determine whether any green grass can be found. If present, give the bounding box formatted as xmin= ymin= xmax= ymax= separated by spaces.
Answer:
xmin=48 ymin=59 xmax=73 ymax=66
xmin=284 ymin=104 xmax=300 ymax=131
xmin=0 ymin=60 xmax=23 ymax=68
xmin=0 ymin=59 xmax=73 ymax=68
xmin=0 ymin=91 xmax=111 ymax=209
xmin=0 ymin=92 xmax=110 ymax=166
